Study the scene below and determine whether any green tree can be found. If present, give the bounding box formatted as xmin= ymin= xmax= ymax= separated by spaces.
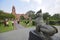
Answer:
xmin=52 ymin=14 xmax=60 ymax=20
xmin=26 ymin=10 xmax=35 ymax=20
xmin=43 ymin=12 xmax=51 ymax=20
xmin=0 ymin=10 xmax=4 ymax=14
xmin=0 ymin=10 xmax=15 ymax=20
xmin=20 ymin=15 xmax=25 ymax=20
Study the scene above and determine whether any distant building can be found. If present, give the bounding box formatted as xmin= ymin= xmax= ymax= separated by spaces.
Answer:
xmin=12 ymin=6 xmax=29 ymax=21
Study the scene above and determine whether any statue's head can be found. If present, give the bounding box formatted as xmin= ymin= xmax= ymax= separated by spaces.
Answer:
xmin=36 ymin=9 xmax=43 ymax=17
xmin=37 ymin=9 xmax=42 ymax=13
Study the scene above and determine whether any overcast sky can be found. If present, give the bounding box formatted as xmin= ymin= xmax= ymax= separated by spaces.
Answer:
xmin=0 ymin=0 xmax=60 ymax=15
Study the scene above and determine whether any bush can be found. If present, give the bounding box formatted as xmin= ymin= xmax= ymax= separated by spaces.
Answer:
xmin=49 ymin=20 xmax=56 ymax=25
xmin=32 ymin=20 xmax=36 ymax=26
xmin=0 ymin=22 xmax=2 ymax=24
xmin=56 ymin=21 xmax=60 ymax=25
xmin=23 ymin=20 xmax=26 ymax=23
xmin=22 ymin=20 xmax=29 ymax=24
xmin=25 ymin=20 xmax=29 ymax=24
xmin=49 ymin=20 xmax=60 ymax=25
xmin=0 ymin=21 xmax=4 ymax=25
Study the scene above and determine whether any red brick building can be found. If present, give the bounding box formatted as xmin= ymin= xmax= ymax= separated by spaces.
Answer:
xmin=12 ymin=6 xmax=28 ymax=21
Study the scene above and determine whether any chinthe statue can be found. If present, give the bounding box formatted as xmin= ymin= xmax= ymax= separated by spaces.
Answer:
xmin=35 ymin=9 xmax=58 ymax=40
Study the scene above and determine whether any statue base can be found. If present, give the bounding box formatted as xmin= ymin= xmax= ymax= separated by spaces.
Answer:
xmin=28 ymin=30 xmax=42 ymax=40
xmin=28 ymin=30 xmax=60 ymax=40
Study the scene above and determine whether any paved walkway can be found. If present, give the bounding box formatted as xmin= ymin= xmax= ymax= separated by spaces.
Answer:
xmin=14 ymin=23 xmax=25 ymax=29
xmin=51 ymin=26 xmax=60 ymax=40
xmin=13 ymin=21 xmax=25 ymax=30
xmin=0 ymin=28 xmax=35 ymax=40
xmin=0 ymin=22 xmax=35 ymax=40
xmin=0 ymin=23 xmax=60 ymax=40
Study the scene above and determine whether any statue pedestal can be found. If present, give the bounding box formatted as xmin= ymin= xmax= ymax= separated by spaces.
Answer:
xmin=28 ymin=30 xmax=42 ymax=40
xmin=28 ymin=30 xmax=60 ymax=40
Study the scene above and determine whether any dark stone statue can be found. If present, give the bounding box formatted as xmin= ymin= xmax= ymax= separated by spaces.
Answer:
xmin=35 ymin=9 xmax=58 ymax=40
xmin=29 ymin=9 xmax=58 ymax=40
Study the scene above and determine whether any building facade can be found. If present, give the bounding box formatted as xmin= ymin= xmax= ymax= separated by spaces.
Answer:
xmin=12 ymin=6 xmax=29 ymax=21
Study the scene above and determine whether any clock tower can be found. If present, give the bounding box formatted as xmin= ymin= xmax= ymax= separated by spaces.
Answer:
xmin=12 ymin=6 xmax=16 ymax=16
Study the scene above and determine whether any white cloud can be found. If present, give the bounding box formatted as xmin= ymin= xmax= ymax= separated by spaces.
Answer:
xmin=19 ymin=0 xmax=42 ymax=4
xmin=32 ymin=0 xmax=42 ymax=4
xmin=56 ymin=0 xmax=60 ymax=2
xmin=18 ymin=0 xmax=60 ymax=15
xmin=20 ymin=0 xmax=30 ymax=2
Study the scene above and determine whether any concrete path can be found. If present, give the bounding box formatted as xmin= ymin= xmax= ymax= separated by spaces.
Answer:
xmin=51 ymin=26 xmax=60 ymax=40
xmin=0 ymin=25 xmax=35 ymax=40
xmin=0 ymin=25 xmax=60 ymax=40
xmin=14 ymin=23 xmax=25 ymax=29
xmin=0 ymin=28 xmax=35 ymax=40
xmin=13 ymin=21 xmax=25 ymax=29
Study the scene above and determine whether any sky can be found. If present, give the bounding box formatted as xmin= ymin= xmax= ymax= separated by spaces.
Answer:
xmin=0 ymin=0 xmax=60 ymax=15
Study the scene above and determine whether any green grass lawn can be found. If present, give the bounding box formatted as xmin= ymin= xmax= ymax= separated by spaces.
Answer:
xmin=0 ymin=21 xmax=14 ymax=33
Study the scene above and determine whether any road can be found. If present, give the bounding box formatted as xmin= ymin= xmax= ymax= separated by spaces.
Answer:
xmin=0 ymin=28 xmax=35 ymax=40
xmin=0 ymin=22 xmax=35 ymax=40
xmin=0 ymin=23 xmax=60 ymax=40
xmin=51 ymin=26 xmax=60 ymax=40
xmin=14 ymin=23 xmax=25 ymax=29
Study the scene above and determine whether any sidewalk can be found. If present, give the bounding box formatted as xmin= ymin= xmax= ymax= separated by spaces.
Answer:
xmin=0 ymin=26 xmax=60 ymax=40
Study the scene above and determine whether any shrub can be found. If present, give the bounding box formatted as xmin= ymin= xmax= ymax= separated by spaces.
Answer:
xmin=56 ymin=21 xmax=60 ymax=25
xmin=32 ymin=20 xmax=36 ymax=26
xmin=25 ymin=20 xmax=29 ymax=24
xmin=49 ymin=20 xmax=56 ymax=25
xmin=22 ymin=20 xmax=29 ymax=24
xmin=0 ymin=21 xmax=4 ymax=24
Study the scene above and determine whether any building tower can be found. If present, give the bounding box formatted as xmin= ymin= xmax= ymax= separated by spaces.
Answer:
xmin=12 ymin=6 xmax=16 ymax=19
xmin=12 ymin=6 xmax=16 ymax=16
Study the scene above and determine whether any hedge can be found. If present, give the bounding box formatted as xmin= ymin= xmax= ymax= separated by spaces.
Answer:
xmin=49 ymin=20 xmax=60 ymax=25
xmin=32 ymin=20 xmax=36 ymax=26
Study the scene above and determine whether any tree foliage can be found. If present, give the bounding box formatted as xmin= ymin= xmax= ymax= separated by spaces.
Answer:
xmin=0 ymin=10 xmax=15 ymax=20
xmin=43 ymin=12 xmax=50 ymax=20
xmin=52 ymin=14 xmax=60 ymax=20
xmin=26 ymin=10 xmax=35 ymax=20
xmin=20 ymin=15 xmax=25 ymax=20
